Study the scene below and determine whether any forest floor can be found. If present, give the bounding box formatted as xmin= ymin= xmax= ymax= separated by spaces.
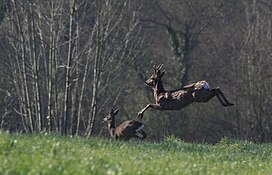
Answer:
xmin=0 ymin=132 xmax=271 ymax=175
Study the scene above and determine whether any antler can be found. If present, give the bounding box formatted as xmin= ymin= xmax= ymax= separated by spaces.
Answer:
xmin=154 ymin=64 xmax=163 ymax=72
xmin=157 ymin=64 xmax=163 ymax=70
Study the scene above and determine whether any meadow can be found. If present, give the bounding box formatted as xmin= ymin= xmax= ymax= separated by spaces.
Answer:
xmin=0 ymin=132 xmax=271 ymax=175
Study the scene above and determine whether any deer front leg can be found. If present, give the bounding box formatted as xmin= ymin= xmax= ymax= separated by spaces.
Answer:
xmin=199 ymin=88 xmax=230 ymax=107
xmin=137 ymin=103 xmax=162 ymax=119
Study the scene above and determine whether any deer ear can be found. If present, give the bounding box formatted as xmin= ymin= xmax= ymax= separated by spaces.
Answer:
xmin=183 ymin=83 xmax=196 ymax=89
xmin=114 ymin=109 xmax=119 ymax=115
xmin=160 ymin=70 xmax=166 ymax=77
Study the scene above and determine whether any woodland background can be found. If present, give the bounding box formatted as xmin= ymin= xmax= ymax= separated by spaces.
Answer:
xmin=0 ymin=0 xmax=271 ymax=143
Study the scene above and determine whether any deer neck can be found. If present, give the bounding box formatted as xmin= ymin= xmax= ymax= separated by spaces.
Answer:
xmin=153 ymin=80 xmax=166 ymax=97
xmin=108 ymin=119 xmax=116 ymax=138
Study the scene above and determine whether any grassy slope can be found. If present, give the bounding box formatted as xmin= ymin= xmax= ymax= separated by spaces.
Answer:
xmin=0 ymin=133 xmax=271 ymax=175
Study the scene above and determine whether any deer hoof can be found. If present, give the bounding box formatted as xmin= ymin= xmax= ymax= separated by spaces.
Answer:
xmin=137 ymin=112 xmax=143 ymax=119
xmin=223 ymin=103 xmax=234 ymax=107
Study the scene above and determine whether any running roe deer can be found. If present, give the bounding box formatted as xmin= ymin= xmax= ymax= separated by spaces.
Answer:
xmin=138 ymin=64 xmax=234 ymax=119
xmin=103 ymin=109 xmax=146 ymax=140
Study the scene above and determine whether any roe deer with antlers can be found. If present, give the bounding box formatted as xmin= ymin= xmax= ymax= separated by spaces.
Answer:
xmin=103 ymin=109 xmax=146 ymax=140
xmin=137 ymin=64 xmax=234 ymax=119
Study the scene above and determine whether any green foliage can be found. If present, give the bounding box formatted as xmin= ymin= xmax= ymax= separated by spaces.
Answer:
xmin=0 ymin=133 xmax=271 ymax=175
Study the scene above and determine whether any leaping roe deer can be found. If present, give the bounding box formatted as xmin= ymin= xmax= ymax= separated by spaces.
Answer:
xmin=103 ymin=109 xmax=146 ymax=140
xmin=138 ymin=64 xmax=234 ymax=119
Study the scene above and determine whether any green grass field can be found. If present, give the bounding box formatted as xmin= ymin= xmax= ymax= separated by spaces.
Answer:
xmin=0 ymin=132 xmax=271 ymax=175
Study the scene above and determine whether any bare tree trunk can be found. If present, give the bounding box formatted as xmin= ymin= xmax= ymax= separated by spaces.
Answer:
xmin=7 ymin=12 xmax=28 ymax=132
xmin=1 ymin=0 xmax=144 ymax=137
xmin=75 ymin=32 xmax=96 ymax=135
xmin=10 ymin=57 xmax=27 ymax=132
xmin=46 ymin=0 xmax=62 ymax=132
xmin=76 ymin=52 xmax=90 ymax=135
xmin=239 ymin=0 xmax=272 ymax=141
xmin=28 ymin=0 xmax=42 ymax=131
xmin=63 ymin=0 xmax=76 ymax=135
xmin=86 ymin=28 xmax=102 ymax=137
xmin=47 ymin=2 xmax=54 ymax=132
xmin=13 ymin=1 xmax=34 ymax=133
xmin=70 ymin=15 xmax=80 ymax=135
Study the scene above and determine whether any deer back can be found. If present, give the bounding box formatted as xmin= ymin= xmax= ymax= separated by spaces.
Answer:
xmin=115 ymin=120 xmax=144 ymax=138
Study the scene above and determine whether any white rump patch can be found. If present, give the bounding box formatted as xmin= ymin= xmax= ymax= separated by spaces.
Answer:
xmin=202 ymin=81 xmax=210 ymax=90
xmin=135 ymin=124 xmax=144 ymax=132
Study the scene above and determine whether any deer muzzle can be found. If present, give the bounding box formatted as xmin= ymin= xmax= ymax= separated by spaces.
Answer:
xmin=145 ymin=79 xmax=153 ymax=86
xmin=102 ymin=118 xmax=107 ymax=123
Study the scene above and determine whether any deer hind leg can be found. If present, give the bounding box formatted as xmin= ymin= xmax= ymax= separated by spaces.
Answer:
xmin=215 ymin=93 xmax=229 ymax=107
xmin=198 ymin=89 xmax=217 ymax=102
xmin=215 ymin=88 xmax=234 ymax=106
xmin=138 ymin=130 xmax=146 ymax=140
xmin=132 ymin=134 xmax=142 ymax=140
xmin=200 ymin=89 xmax=229 ymax=107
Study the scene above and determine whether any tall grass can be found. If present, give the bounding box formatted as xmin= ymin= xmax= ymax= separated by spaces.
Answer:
xmin=0 ymin=132 xmax=271 ymax=175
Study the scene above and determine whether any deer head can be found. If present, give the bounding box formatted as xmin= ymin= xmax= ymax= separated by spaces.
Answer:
xmin=103 ymin=109 xmax=119 ymax=128
xmin=145 ymin=64 xmax=166 ymax=87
